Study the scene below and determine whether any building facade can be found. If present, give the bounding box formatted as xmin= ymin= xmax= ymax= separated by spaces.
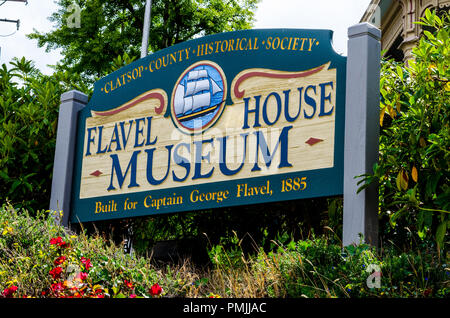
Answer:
xmin=361 ymin=0 xmax=450 ymax=61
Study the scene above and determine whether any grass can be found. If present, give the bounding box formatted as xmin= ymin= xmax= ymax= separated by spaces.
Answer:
xmin=0 ymin=203 xmax=448 ymax=298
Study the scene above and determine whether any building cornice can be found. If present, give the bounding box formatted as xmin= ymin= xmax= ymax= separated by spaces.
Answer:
xmin=360 ymin=0 xmax=382 ymax=23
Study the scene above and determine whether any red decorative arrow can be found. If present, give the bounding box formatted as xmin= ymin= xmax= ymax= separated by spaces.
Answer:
xmin=90 ymin=170 xmax=103 ymax=177
xmin=305 ymin=137 xmax=324 ymax=146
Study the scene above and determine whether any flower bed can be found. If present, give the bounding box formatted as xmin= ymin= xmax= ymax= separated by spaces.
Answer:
xmin=0 ymin=203 xmax=448 ymax=298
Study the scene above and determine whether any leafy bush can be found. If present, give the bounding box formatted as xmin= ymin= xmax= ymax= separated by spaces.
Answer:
xmin=359 ymin=9 xmax=449 ymax=249
xmin=1 ymin=203 xmax=448 ymax=298
xmin=0 ymin=203 xmax=176 ymax=298
xmin=241 ymin=236 xmax=448 ymax=298
xmin=0 ymin=58 xmax=90 ymax=213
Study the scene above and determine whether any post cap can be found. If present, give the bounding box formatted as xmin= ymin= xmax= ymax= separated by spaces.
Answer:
xmin=60 ymin=90 xmax=89 ymax=104
xmin=348 ymin=22 xmax=381 ymax=40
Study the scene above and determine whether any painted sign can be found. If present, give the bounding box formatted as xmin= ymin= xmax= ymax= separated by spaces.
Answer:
xmin=70 ymin=29 xmax=346 ymax=223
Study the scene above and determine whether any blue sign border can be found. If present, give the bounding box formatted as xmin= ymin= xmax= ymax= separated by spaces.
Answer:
xmin=70 ymin=28 xmax=346 ymax=223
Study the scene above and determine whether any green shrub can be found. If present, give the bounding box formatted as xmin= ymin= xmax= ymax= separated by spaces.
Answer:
xmin=0 ymin=203 xmax=172 ymax=298
xmin=0 ymin=58 xmax=90 ymax=213
xmin=358 ymin=9 xmax=449 ymax=249
xmin=1 ymin=203 xmax=448 ymax=298
xmin=251 ymin=237 xmax=449 ymax=298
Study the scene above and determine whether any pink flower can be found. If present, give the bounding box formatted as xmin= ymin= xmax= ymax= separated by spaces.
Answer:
xmin=129 ymin=294 xmax=136 ymax=298
xmin=76 ymin=272 xmax=88 ymax=281
xmin=149 ymin=283 xmax=162 ymax=296
xmin=2 ymin=285 xmax=18 ymax=298
xmin=80 ymin=257 xmax=92 ymax=271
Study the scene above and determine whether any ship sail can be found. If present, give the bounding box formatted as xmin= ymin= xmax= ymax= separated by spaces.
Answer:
xmin=187 ymin=70 xmax=208 ymax=81
xmin=191 ymin=93 xmax=211 ymax=112
xmin=174 ymin=84 xmax=186 ymax=116
xmin=211 ymin=79 xmax=222 ymax=95
xmin=174 ymin=67 xmax=223 ymax=120
xmin=185 ymin=79 xmax=210 ymax=96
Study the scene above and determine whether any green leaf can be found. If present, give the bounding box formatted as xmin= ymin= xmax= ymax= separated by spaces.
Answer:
xmin=390 ymin=206 xmax=407 ymax=227
xmin=396 ymin=65 xmax=404 ymax=80
xmin=434 ymin=14 xmax=443 ymax=27
xmin=425 ymin=9 xmax=433 ymax=24
xmin=9 ymin=180 xmax=21 ymax=194
xmin=435 ymin=221 xmax=447 ymax=249
xmin=425 ymin=173 xmax=441 ymax=199
xmin=423 ymin=210 xmax=433 ymax=229
xmin=424 ymin=30 xmax=435 ymax=41
xmin=417 ymin=210 xmax=425 ymax=233
xmin=0 ymin=170 xmax=10 ymax=180
xmin=357 ymin=183 xmax=371 ymax=194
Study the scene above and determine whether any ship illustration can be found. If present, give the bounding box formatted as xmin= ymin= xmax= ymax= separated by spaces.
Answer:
xmin=174 ymin=68 xmax=223 ymax=122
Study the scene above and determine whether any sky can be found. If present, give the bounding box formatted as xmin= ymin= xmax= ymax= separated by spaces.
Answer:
xmin=0 ymin=0 xmax=372 ymax=75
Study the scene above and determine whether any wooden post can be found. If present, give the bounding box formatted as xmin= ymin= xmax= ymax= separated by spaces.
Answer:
xmin=49 ymin=90 xmax=88 ymax=227
xmin=343 ymin=23 xmax=381 ymax=247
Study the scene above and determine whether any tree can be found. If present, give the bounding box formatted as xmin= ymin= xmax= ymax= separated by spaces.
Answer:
xmin=28 ymin=0 xmax=259 ymax=82
xmin=359 ymin=9 xmax=449 ymax=250
xmin=0 ymin=58 xmax=90 ymax=213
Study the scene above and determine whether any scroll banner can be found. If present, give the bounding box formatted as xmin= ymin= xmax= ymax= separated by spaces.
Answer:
xmin=70 ymin=29 xmax=347 ymax=223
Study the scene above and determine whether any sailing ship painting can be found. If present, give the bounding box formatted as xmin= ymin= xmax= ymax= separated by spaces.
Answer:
xmin=172 ymin=63 xmax=226 ymax=131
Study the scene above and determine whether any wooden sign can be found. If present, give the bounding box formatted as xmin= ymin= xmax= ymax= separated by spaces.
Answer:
xmin=68 ymin=29 xmax=347 ymax=223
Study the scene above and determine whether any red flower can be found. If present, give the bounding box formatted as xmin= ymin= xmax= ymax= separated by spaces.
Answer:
xmin=76 ymin=272 xmax=88 ymax=281
xmin=124 ymin=279 xmax=134 ymax=289
xmin=149 ymin=283 xmax=162 ymax=296
xmin=80 ymin=257 xmax=92 ymax=271
xmin=49 ymin=266 xmax=63 ymax=279
xmin=129 ymin=294 xmax=136 ymax=298
xmin=90 ymin=288 xmax=104 ymax=298
xmin=54 ymin=256 xmax=67 ymax=265
xmin=2 ymin=285 xmax=18 ymax=298
xmin=50 ymin=236 xmax=63 ymax=245
xmin=51 ymin=282 xmax=64 ymax=293
xmin=49 ymin=236 xmax=69 ymax=248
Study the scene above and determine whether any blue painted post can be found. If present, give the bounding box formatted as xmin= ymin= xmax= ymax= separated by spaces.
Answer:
xmin=343 ymin=23 xmax=381 ymax=247
xmin=49 ymin=90 xmax=88 ymax=227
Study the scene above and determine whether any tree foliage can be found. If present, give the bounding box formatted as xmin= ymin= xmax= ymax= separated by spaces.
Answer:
xmin=0 ymin=0 xmax=258 ymax=213
xmin=28 ymin=0 xmax=259 ymax=81
xmin=0 ymin=58 xmax=90 ymax=212
xmin=359 ymin=10 xmax=449 ymax=250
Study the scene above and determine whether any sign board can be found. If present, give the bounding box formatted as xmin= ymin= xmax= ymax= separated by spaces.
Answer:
xmin=68 ymin=29 xmax=347 ymax=223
